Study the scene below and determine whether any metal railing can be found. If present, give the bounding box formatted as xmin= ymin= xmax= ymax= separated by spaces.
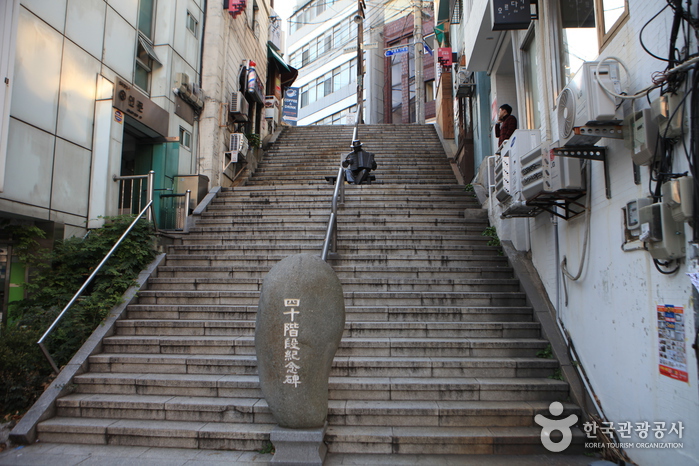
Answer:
xmin=114 ymin=170 xmax=155 ymax=221
xmin=159 ymin=190 xmax=191 ymax=231
xmin=37 ymin=201 xmax=155 ymax=373
xmin=321 ymin=104 xmax=362 ymax=261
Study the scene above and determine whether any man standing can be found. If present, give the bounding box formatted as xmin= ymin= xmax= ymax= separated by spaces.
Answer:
xmin=495 ymin=104 xmax=518 ymax=147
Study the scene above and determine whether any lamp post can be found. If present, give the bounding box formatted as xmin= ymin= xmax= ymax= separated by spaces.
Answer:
xmin=355 ymin=0 xmax=365 ymax=124
xmin=414 ymin=0 xmax=424 ymax=124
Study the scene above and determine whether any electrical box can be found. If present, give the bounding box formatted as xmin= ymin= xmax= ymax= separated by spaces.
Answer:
xmin=652 ymin=92 xmax=687 ymax=139
xmin=626 ymin=198 xmax=652 ymax=232
xmin=630 ymin=108 xmax=659 ymax=166
xmin=639 ymin=201 xmax=686 ymax=260
xmin=662 ymin=176 xmax=694 ymax=223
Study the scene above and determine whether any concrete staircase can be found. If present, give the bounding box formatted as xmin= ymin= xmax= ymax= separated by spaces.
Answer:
xmin=35 ymin=124 xmax=583 ymax=455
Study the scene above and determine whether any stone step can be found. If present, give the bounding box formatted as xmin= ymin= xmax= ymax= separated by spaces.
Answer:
xmin=175 ymin=234 xmax=491 ymax=247
xmin=125 ymin=305 xmax=534 ymax=323
xmin=53 ymin=394 xmax=579 ymax=430
xmin=115 ymin=320 xmax=539 ymax=338
xmin=134 ymin=290 xmax=527 ymax=307
xmin=36 ymin=417 xmax=274 ymax=450
xmin=100 ymin=335 xmax=548 ymax=358
xmin=185 ymin=223 xmax=489 ymax=235
xmin=145 ymin=277 xmax=520 ymax=292
xmin=325 ymin=425 xmax=586 ymax=455
xmin=71 ymin=373 xmax=566 ymax=404
xmin=160 ymin=254 xmax=508 ymax=269
xmin=153 ymin=265 xmax=515 ymax=280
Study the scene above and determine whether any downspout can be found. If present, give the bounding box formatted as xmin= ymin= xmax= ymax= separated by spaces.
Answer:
xmin=195 ymin=0 xmax=207 ymax=175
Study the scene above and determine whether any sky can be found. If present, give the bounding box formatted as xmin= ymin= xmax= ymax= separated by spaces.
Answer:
xmin=273 ymin=2 xmax=294 ymax=31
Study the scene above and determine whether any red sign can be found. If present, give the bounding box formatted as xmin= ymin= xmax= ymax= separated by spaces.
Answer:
xmin=227 ymin=0 xmax=246 ymax=18
xmin=438 ymin=48 xmax=453 ymax=68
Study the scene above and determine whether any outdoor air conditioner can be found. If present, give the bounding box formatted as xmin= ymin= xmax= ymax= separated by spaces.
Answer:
xmin=230 ymin=132 xmax=249 ymax=154
xmin=556 ymin=61 xmax=622 ymax=147
xmin=455 ymin=69 xmax=475 ymax=98
xmin=521 ymin=141 xmax=584 ymax=202
xmin=175 ymin=72 xmax=190 ymax=95
xmin=230 ymin=91 xmax=250 ymax=122
xmin=495 ymin=130 xmax=541 ymax=203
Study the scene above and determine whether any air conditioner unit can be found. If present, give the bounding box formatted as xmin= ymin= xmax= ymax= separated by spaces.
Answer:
xmin=175 ymin=72 xmax=190 ymax=95
xmin=230 ymin=132 xmax=249 ymax=154
xmin=455 ymin=69 xmax=475 ymax=98
xmin=556 ymin=61 xmax=622 ymax=147
xmin=495 ymin=130 xmax=540 ymax=204
xmin=230 ymin=91 xmax=250 ymax=122
xmin=521 ymin=142 xmax=584 ymax=202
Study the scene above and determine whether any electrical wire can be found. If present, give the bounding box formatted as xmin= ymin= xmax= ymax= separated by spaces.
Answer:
xmin=561 ymin=163 xmax=592 ymax=306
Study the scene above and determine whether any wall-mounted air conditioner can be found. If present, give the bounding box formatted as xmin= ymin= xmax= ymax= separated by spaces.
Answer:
xmin=175 ymin=72 xmax=190 ymax=94
xmin=495 ymin=130 xmax=541 ymax=203
xmin=556 ymin=61 xmax=621 ymax=147
xmin=230 ymin=91 xmax=250 ymax=122
xmin=521 ymin=141 xmax=584 ymax=202
xmin=455 ymin=69 xmax=475 ymax=98
xmin=229 ymin=132 xmax=249 ymax=154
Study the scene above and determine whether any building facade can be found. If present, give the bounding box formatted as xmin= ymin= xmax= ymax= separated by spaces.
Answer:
xmin=435 ymin=0 xmax=699 ymax=464
xmin=0 ymin=0 xmax=288 ymax=320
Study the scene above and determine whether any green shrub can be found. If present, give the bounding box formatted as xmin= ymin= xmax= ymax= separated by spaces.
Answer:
xmin=0 ymin=216 xmax=157 ymax=417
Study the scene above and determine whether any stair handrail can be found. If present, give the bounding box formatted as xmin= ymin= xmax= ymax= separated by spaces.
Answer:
xmin=37 ymin=201 xmax=156 ymax=374
xmin=321 ymin=103 xmax=363 ymax=261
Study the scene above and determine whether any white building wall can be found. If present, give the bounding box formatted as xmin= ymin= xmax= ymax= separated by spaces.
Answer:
xmin=1 ymin=0 xmax=205 ymax=236
xmin=462 ymin=1 xmax=699 ymax=464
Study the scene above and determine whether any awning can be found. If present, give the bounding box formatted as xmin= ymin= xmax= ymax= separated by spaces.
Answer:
xmin=268 ymin=44 xmax=291 ymax=72
xmin=139 ymin=35 xmax=162 ymax=66
xmin=267 ymin=44 xmax=298 ymax=88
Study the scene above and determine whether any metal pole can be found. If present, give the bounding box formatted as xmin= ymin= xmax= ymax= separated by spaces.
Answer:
xmin=147 ymin=170 xmax=155 ymax=221
xmin=414 ymin=0 xmax=424 ymax=124
xmin=356 ymin=0 xmax=365 ymax=123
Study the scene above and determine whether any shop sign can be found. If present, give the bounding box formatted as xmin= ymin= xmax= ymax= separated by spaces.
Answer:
xmin=438 ymin=48 xmax=453 ymax=68
xmin=227 ymin=0 xmax=247 ymax=18
xmin=282 ymin=87 xmax=299 ymax=126
xmin=113 ymin=80 xmax=169 ymax=137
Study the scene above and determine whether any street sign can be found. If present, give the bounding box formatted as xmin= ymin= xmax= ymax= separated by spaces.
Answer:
xmin=344 ymin=46 xmax=358 ymax=53
xmin=385 ymin=46 xmax=409 ymax=57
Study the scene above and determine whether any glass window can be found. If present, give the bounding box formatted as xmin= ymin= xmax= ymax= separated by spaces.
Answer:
xmin=186 ymin=11 xmax=198 ymax=37
xmin=179 ymin=127 xmax=192 ymax=149
xmin=135 ymin=61 xmax=150 ymax=92
xmin=595 ymin=0 xmax=628 ymax=47
xmin=138 ymin=0 xmax=155 ymax=39
xmin=301 ymin=88 xmax=309 ymax=108
xmin=559 ymin=0 xmax=598 ymax=84
xmin=425 ymin=80 xmax=435 ymax=103
xmin=522 ymin=32 xmax=541 ymax=129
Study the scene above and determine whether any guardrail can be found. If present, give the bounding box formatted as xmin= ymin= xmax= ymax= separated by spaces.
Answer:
xmin=37 ymin=201 xmax=156 ymax=373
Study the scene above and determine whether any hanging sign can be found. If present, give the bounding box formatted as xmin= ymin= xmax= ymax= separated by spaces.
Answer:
xmin=438 ymin=48 xmax=453 ymax=68
xmin=226 ymin=0 xmax=247 ymax=18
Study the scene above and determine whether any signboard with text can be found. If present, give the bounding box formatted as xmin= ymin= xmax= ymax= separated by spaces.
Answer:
xmin=282 ymin=87 xmax=299 ymax=126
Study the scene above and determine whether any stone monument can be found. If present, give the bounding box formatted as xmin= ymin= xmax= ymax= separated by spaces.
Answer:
xmin=255 ymin=253 xmax=345 ymax=465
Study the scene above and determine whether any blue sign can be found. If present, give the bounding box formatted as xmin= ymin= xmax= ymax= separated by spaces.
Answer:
xmin=282 ymin=87 xmax=299 ymax=126
xmin=385 ymin=46 xmax=409 ymax=57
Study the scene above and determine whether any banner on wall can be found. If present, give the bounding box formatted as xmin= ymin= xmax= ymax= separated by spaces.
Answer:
xmin=657 ymin=304 xmax=688 ymax=383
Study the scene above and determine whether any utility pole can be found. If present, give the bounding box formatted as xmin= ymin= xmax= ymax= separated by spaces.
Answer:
xmin=413 ymin=0 xmax=424 ymax=124
xmin=356 ymin=0 xmax=365 ymax=124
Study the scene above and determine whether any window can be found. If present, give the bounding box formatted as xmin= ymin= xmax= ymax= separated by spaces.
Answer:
xmin=186 ymin=11 xmax=198 ymax=37
xmin=135 ymin=0 xmax=157 ymax=93
xmin=138 ymin=0 xmax=155 ymax=39
xmin=559 ymin=0 xmax=598 ymax=84
xmin=522 ymin=30 xmax=541 ymax=129
xmin=179 ymin=127 xmax=192 ymax=150
xmin=595 ymin=0 xmax=628 ymax=47
xmin=425 ymin=80 xmax=435 ymax=103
